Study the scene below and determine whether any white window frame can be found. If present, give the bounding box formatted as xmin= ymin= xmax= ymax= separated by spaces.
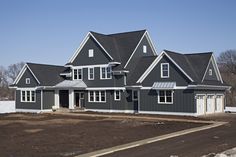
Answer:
xmin=143 ymin=45 xmax=147 ymax=53
xmin=21 ymin=90 xmax=36 ymax=103
xmin=114 ymin=90 xmax=121 ymax=101
xmin=157 ymin=90 xmax=173 ymax=104
xmin=25 ymin=78 xmax=30 ymax=84
xmin=88 ymin=91 xmax=106 ymax=103
xmin=100 ymin=66 xmax=112 ymax=79
xmin=88 ymin=49 xmax=94 ymax=57
xmin=88 ymin=67 xmax=94 ymax=80
xmin=73 ymin=68 xmax=83 ymax=80
xmin=161 ymin=63 xmax=169 ymax=78
xmin=209 ymin=69 xmax=212 ymax=76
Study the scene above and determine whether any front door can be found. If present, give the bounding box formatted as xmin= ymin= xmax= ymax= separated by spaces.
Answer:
xmin=75 ymin=92 xmax=85 ymax=108
xmin=133 ymin=90 xmax=139 ymax=112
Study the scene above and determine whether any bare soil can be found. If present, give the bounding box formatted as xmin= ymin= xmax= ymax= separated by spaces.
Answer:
xmin=0 ymin=113 xmax=207 ymax=157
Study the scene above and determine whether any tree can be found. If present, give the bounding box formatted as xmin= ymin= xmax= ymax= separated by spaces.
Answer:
xmin=7 ymin=62 xmax=25 ymax=84
xmin=0 ymin=66 xmax=8 ymax=87
xmin=218 ymin=50 xmax=236 ymax=106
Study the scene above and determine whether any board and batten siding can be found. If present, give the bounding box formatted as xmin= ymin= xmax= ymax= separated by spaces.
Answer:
xmin=43 ymin=90 xmax=55 ymax=109
xmin=140 ymin=89 xmax=195 ymax=113
xmin=203 ymin=60 xmax=218 ymax=81
xmin=16 ymin=68 xmax=39 ymax=87
xmin=15 ymin=90 xmax=41 ymax=110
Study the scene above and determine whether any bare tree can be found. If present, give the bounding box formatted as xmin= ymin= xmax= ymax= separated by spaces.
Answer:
xmin=7 ymin=62 xmax=25 ymax=84
xmin=0 ymin=66 xmax=8 ymax=87
xmin=218 ymin=49 xmax=236 ymax=106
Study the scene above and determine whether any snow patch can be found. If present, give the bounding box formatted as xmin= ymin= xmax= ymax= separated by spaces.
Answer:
xmin=0 ymin=101 xmax=15 ymax=113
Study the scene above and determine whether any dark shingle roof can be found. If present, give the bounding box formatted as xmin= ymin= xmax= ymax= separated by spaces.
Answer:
xmin=127 ymin=56 xmax=157 ymax=85
xmin=164 ymin=50 xmax=213 ymax=83
xmin=27 ymin=63 xmax=66 ymax=86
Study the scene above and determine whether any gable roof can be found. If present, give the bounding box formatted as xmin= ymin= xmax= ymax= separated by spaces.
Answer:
xmin=67 ymin=30 xmax=156 ymax=69
xmin=13 ymin=63 xmax=66 ymax=86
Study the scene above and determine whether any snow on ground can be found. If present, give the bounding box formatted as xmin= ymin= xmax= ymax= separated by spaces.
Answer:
xmin=225 ymin=107 xmax=236 ymax=113
xmin=0 ymin=101 xmax=15 ymax=113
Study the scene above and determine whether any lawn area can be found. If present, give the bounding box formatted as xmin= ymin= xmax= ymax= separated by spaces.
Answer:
xmin=0 ymin=113 xmax=207 ymax=157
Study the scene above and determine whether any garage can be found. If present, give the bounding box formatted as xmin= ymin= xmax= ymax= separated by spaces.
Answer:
xmin=215 ymin=95 xmax=224 ymax=112
xmin=196 ymin=95 xmax=205 ymax=115
xmin=206 ymin=95 xmax=215 ymax=114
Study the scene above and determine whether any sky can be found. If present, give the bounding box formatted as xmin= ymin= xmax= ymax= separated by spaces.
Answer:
xmin=0 ymin=0 xmax=236 ymax=67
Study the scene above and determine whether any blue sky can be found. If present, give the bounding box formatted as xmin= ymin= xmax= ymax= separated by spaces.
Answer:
xmin=0 ymin=0 xmax=236 ymax=67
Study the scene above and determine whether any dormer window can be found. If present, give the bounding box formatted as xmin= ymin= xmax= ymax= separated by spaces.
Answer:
xmin=143 ymin=45 xmax=147 ymax=53
xmin=161 ymin=63 xmax=169 ymax=78
xmin=25 ymin=78 xmax=30 ymax=84
xmin=209 ymin=69 xmax=212 ymax=76
xmin=89 ymin=49 xmax=94 ymax=57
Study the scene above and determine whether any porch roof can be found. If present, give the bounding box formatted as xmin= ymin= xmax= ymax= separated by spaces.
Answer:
xmin=54 ymin=80 xmax=87 ymax=89
xmin=152 ymin=82 xmax=176 ymax=90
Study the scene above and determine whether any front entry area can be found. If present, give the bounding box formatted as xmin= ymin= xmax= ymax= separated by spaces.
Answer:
xmin=59 ymin=90 xmax=69 ymax=108
xmin=74 ymin=92 xmax=85 ymax=108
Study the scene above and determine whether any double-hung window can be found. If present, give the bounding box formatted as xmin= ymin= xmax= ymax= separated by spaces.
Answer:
xmin=21 ymin=90 xmax=36 ymax=102
xmin=88 ymin=68 xmax=94 ymax=80
xmin=158 ymin=90 xmax=173 ymax=104
xmin=74 ymin=68 xmax=82 ymax=80
xmin=114 ymin=90 xmax=121 ymax=101
xmin=100 ymin=66 xmax=112 ymax=79
xmin=89 ymin=91 xmax=106 ymax=102
xmin=161 ymin=63 xmax=169 ymax=78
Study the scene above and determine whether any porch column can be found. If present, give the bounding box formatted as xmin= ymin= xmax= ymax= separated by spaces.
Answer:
xmin=69 ymin=89 xmax=74 ymax=109
xmin=54 ymin=90 xmax=60 ymax=109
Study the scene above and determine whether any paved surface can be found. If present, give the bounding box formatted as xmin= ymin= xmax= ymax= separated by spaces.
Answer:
xmin=102 ymin=113 xmax=236 ymax=157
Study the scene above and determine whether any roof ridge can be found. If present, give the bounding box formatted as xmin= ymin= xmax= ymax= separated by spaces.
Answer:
xmin=108 ymin=29 xmax=146 ymax=36
xmin=164 ymin=49 xmax=213 ymax=55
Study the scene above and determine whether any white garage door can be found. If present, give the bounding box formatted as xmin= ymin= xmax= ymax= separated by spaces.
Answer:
xmin=215 ymin=95 xmax=223 ymax=112
xmin=206 ymin=95 xmax=215 ymax=113
xmin=196 ymin=95 xmax=205 ymax=115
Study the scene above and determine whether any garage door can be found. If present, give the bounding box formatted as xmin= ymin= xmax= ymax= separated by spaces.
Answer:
xmin=196 ymin=95 xmax=205 ymax=115
xmin=206 ymin=95 xmax=215 ymax=113
xmin=215 ymin=95 xmax=223 ymax=112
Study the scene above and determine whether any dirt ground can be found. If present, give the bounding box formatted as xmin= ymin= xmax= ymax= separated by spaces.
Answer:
xmin=0 ymin=113 xmax=206 ymax=157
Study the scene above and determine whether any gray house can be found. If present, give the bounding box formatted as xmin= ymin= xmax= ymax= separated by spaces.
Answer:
xmin=11 ymin=30 xmax=230 ymax=116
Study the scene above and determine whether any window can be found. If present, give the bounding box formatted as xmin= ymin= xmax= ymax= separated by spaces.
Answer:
xmin=88 ymin=91 xmax=106 ymax=102
xmin=161 ymin=63 xmax=169 ymax=78
xmin=143 ymin=45 xmax=147 ymax=53
xmin=114 ymin=90 xmax=121 ymax=101
xmin=25 ymin=78 xmax=30 ymax=84
xmin=209 ymin=69 xmax=212 ymax=76
xmin=73 ymin=68 xmax=82 ymax=80
xmin=89 ymin=49 xmax=94 ymax=57
xmin=100 ymin=66 xmax=112 ymax=79
xmin=158 ymin=90 xmax=173 ymax=104
xmin=88 ymin=68 xmax=94 ymax=80
xmin=21 ymin=90 xmax=36 ymax=102
xmin=132 ymin=90 xmax=138 ymax=101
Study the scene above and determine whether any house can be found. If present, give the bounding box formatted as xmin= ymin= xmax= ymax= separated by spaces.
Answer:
xmin=11 ymin=30 xmax=230 ymax=116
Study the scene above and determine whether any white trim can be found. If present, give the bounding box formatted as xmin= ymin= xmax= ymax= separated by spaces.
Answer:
xmin=13 ymin=64 xmax=40 ymax=85
xmin=41 ymin=90 xmax=43 ymax=110
xmin=84 ymin=109 xmax=135 ymax=114
xmin=143 ymin=45 xmax=147 ymax=53
xmin=141 ymin=86 xmax=188 ymax=90
xmin=73 ymin=68 xmax=83 ymax=80
xmin=88 ymin=67 xmax=94 ymax=80
xmin=114 ymin=90 xmax=121 ymax=101
xmin=100 ymin=66 xmax=112 ymax=80
xmin=86 ymin=87 xmax=126 ymax=90
xmin=209 ymin=69 xmax=212 ymax=76
xmin=161 ymin=63 xmax=169 ymax=78
xmin=15 ymin=109 xmax=41 ymax=113
xmin=188 ymin=84 xmax=231 ymax=89
xmin=146 ymin=31 xmax=158 ymax=55
xmin=139 ymin=111 xmax=197 ymax=117
xmin=25 ymin=78 xmax=30 ymax=84
xmin=88 ymin=90 xmax=106 ymax=103
xmin=157 ymin=90 xmax=174 ymax=104
xmin=88 ymin=49 xmax=94 ymax=57
xmin=20 ymin=90 xmax=36 ymax=103
xmin=71 ymin=64 xmax=109 ymax=69
xmin=137 ymin=51 xmax=194 ymax=83
xmin=41 ymin=109 xmax=52 ymax=112
xmin=17 ymin=87 xmax=37 ymax=90
xmin=212 ymin=54 xmax=223 ymax=83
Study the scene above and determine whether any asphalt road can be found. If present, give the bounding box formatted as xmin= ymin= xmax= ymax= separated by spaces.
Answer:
xmin=104 ymin=113 xmax=236 ymax=157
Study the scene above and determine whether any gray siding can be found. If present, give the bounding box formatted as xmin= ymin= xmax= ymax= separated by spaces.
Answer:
xmin=142 ymin=56 xmax=191 ymax=86
xmin=126 ymin=36 xmax=155 ymax=72
xmin=204 ymin=60 xmax=218 ymax=81
xmin=71 ymin=37 xmax=111 ymax=66
xmin=140 ymin=89 xmax=195 ymax=113
xmin=43 ymin=90 xmax=55 ymax=109
xmin=16 ymin=90 xmax=41 ymax=110
xmin=16 ymin=68 xmax=39 ymax=87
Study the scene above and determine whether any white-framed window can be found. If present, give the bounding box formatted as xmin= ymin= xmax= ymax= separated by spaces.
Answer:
xmin=143 ymin=45 xmax=147 ymax=53
xmin=89 ymin=49 xmax=94 ymax=57
xmin=209 ymin=69 xmax=212 ymax=76
xmin=73 ymin=68 xmax=83 ymax=80
xmin=25 ymin=78 xmax=30 ymax=84
xmin=88 ymin=67 xmax=94 ymax=80
xmin=100 ymin=66 xmax=112 ymax=79
xmin=88 ymin=91 xmax=106 ymax=102
xmin=114 ymin=90 xmax=121 ymax=101
xmin=21 ymin=90 xmax=36 ymax=102
xmin=132 ymin=90 xmax=138 ymax=101
xmin=161 ymin=63 xmax=169 ymax=78
xmin=158 ymin=90 xmax=173 ymax=104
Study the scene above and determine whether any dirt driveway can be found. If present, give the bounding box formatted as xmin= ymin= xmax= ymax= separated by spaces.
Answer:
xmin=0 ymin=113 xmax=207 ymax=157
